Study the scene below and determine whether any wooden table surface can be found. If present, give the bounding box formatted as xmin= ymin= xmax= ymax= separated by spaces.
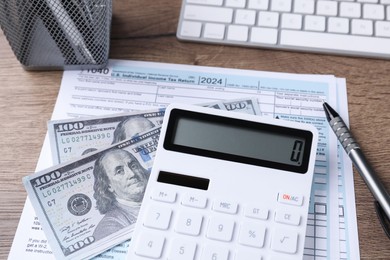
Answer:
xmin=1 ymin=0 xmax=389 ymax=259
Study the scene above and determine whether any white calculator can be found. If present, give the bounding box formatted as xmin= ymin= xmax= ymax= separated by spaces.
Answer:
xmin=127 ymin=103 xmax=318 ymax=260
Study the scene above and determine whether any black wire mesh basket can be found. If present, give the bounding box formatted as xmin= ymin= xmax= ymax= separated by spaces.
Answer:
xmin=0 ymin=0 xmax=112 ymax=70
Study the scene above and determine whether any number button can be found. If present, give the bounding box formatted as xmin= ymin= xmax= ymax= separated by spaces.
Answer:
xmin=168 ymin=238 xmax=197 ymax=260
xmin=206 ymin=217 xmax=235 ymax=242
xmin=175 ymin=211 xmax=203 ymax=236
xmin=143 ymin=206 xmax=172 ymax=230
xmin=202 ymin=244 xmax=229 ymax=260
xmin=235 ymin=250 xmax=263 ymax=260
xmin=134 ymin=232 xmax=165 ymax=259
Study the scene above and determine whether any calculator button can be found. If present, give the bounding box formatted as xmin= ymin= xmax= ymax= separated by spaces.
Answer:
xmin=238 ymin=222 xmax=266 ymax=248
xmin=244 ymin=204 xmax=269 ymax=220
xmin=271 ymin=227 xmax=298 ymax=254
xmin=206 ymin=217 xmax=235 ymax=242
xmin=274 ymin=209 xmax=301 ymax=226
xmin=151 ymin=189 xmax=177 ymax=203
xmin=277 ymin=192 xmax=303 ymax=206
xmin=234 ymin=250 xmax=262 ymax=260
xmin=143 ymin=206 xmax=172 ymax=230
xmin=134 ymin=232 xmax=165 ymax=258
xmin=175 ymin=211 xmax=203 ymax=236
xmin=212 ymin=199 xmax=238 ymax=214
xmin=181 ymin=193 xmax=208 ymax=208
xmin=202 ymin=244 xmax=230 ymax=260
xmin=168 ymin=238 xmax=197 ymax=260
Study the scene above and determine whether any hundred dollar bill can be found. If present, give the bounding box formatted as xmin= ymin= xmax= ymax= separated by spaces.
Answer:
xmin=199 ymin=100 xmax=227 ymax=110
xmin=48 ymin=98 xmax=260 ymax=165
xmin=23 ymin=127 xmax=161 ymax=260
xmin=222 ymin=97 xmax=261 ymax=115
xmin=41 ymin=98 xmax=261 ymax=260
xmin=48 ymin=109 xmax=165 ymax=164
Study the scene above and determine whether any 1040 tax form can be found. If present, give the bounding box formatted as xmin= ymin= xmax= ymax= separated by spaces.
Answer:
xmin=8 ymin=59 xmax=359 ymax=260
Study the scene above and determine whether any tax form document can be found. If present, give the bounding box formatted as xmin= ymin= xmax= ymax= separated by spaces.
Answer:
xmin=8 ymin=59 xmax=358 ymax=260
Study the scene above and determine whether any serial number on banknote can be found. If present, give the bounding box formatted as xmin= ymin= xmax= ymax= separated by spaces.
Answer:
xmin=60 ymin=133 xmax=111 ymax=144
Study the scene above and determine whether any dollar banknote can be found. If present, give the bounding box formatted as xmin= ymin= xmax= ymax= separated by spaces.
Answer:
xmin=23 ymin=127 xmax=161 ymax=260
xmin=48 ymin=98 xmax=261 ymax=165
xmin=32 ymin=98 xmax=261 ymax=259
xmin=48 ymin=109 xmax=165 ymax=164
xmin=222 ymin=97 xmax=261 ymax=115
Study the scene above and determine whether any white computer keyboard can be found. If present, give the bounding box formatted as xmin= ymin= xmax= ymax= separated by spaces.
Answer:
xmin=177 ymin=0 xmax=390 ymax=59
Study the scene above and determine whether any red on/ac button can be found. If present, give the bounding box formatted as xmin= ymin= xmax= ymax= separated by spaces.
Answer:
xmin=277 ymin=192 xmax=303 ymax=206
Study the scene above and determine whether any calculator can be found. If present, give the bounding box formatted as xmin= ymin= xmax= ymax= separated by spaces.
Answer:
xmin=126 ymin=103 xmax=318 ymax=260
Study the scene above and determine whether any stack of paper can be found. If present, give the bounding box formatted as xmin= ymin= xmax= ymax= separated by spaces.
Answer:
xmin=8 ymin=60 xmax=359 ymax=260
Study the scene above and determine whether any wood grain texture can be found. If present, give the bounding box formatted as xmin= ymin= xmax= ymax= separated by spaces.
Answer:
xmin=1 ymin=0 xmax=390 ymax=259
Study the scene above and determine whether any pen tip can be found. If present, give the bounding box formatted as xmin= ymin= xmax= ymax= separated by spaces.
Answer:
xmin=322 ymin=101 xmax=339 ymax=121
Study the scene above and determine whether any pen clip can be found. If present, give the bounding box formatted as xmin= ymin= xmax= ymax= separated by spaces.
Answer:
xmin=374 ymin=201 xmax=390 ymax=239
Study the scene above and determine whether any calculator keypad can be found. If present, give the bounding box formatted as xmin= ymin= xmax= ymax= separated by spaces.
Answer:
xmin=134 ymin=187 xmax=305 ymax=260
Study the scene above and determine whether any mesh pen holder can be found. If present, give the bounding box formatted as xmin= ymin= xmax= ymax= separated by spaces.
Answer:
xmin=0 ymin=0 xmax=112 ymax=70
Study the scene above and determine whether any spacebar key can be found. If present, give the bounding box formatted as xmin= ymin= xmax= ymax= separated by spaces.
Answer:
xmin=280 ymin=30 xmax=390 ymax=57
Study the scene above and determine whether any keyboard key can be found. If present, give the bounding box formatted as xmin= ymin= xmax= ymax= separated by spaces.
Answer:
xmin=271 ymin=227 xmax=298 ymax=254
xmin=316 ymin=0 xmax=338 ymax=16
xmin=387 ymin=6 xmax=390 ymax=20
xmin=187 ymin=0 xmax=223 ymax=6
xmin=180 ymin=21 xmax=202 ymax=38
xmin=202 ymin=245 xmax=230 ymax=260
xmin=293 ymin=0 xmax=315 ymax=14
xmin=271 ymin=0 xmax=292 ymax=12
xmin=281 ymin=13 xmax=303 ymax=29
xmin=304 ymin=15 xmax=326 ymax=32
xmin=251 ymin=27 xmax=278 ymax=44
xmin=204 ymin=23 xmax=225 ymax=39
xmin=184 ymin=5 xmax=233 ymax=23
xmin=168 ymin=238 xmax=197 ymax=260
xmin=235 ymin=9 xmax=256 ymax=25
xmin=363 ymin=4 xmax=385 ymax=20
xmin=238 ymin=222 xmax=266 ymax=248
xmin=339 ymin=2 xmax=361 ymax=18
xmin=248 ymin=0 xmax=269 ymax=10
xmin=226 ymin=0 xmax=246 ymax=8
xmin=328 ymin=17 xmax=349 ymax=34
xmin=357 ymin=0 xmax=379 ymax=3
xmin=258 ymin=11 xmax=279 ymax=27
xmin=376 ymin=21 xmax=390 ymax=37
xmin=227 ymin=25 xmax=249 ymax=41
xmin=352 ymin=19 xmax=373 ymax=35
xmin=206 ymin=216 xmax=235 ymax=241
xmin=143 ymin=206 xmax=172 ymax=230
xmin=175 ymin=211 xmax=203 ymax=236
xmin=134 ymin=233 xmax=165 ymax=258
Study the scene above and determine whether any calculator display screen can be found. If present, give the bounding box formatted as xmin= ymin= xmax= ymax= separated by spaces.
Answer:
xmin=164 ymin=109 xmax=314 ymax=174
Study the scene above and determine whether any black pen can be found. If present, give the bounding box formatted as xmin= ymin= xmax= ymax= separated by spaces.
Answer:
xmin=323 ymin=101 xmax=390 ymax=238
